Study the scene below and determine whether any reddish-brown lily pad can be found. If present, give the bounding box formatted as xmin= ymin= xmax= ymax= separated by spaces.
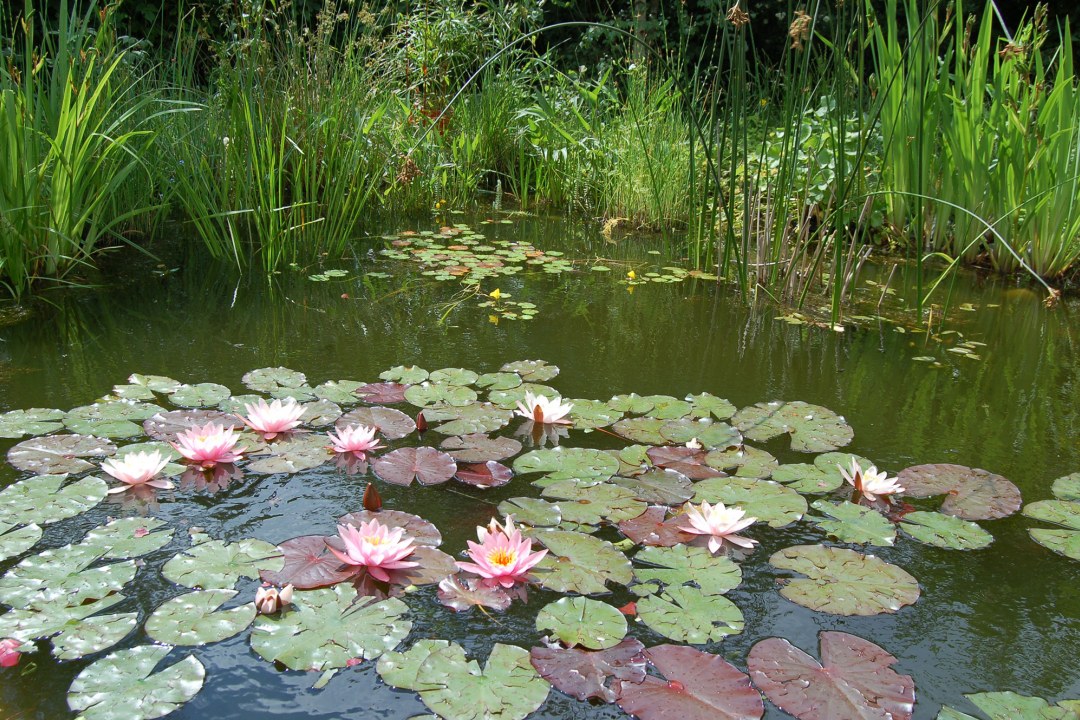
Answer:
xmin=614 ymin=644 xmax=764 ymax=720
xmin=646 ymin=446 xmax=726 ymax=480
xmin=336 ymin=407 xmax=415 ymax=440
xmin=260 ymin=535 xmax=355 ymax=590
xmin=618 ymin=506 xmax=696 ymax=547
xmin=748 ymin=632 xmax=914 ymax=720
xmin=455 ymin=461 xmax=513 ymax=488
xmin=373 ymin=447 xmax=457 ymax=486
xmin=355 ymin=382 xmax=409 ymax=405
xmin=897 ymin=464 xmax=1021 ymax=520
xmin=143 ymin=410 xmax=243 ymax=442
xmin=440 ymin=434 xmax=522 ymax=463
xmin=530 ymin=638 xmax=647 ymax=703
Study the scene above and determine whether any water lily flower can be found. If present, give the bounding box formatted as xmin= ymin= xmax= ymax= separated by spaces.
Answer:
xmin=327 ymin=424 xmax=384 ymax=458
xmin=514 ymin=391 xmax=573 ymax=425
xmin=0 ymin=638 xmax=22 ymax=667
xmin=679 ymin=501 xmax=758 ymax=553
xmin=327 ymin=519 xmax=418 ymax=582
xmin=254 ymin=584 xmax=294 ymax=615
xmin=172 ymin=422 xmax=245 ymax=468
xmin=101 ymin=451 xmax=172 ymax=494
xmin=456 ymin=515 xmax=548 ymax=588
xmin=838 ymin=459 xmax=904 ymax=502
xmin=242 ymin=398 xmax=305 ymax=440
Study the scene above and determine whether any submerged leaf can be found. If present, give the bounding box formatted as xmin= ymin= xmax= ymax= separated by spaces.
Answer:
xmin=67 ymin=645 xmax=205 ymax=720
xmin=769 ymin=545 xmax=920 ymax=615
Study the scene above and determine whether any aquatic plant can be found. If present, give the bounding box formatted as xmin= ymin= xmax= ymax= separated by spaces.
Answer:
xmin=678 ymin=501 xmax=758 ymax=552
xmin=171 ymin=422 xmax=246 ymax=468
xmin=241 ymin=398 xmax=305 ymax=440
xmin=838 ymin=458 xmax=905 ymax=503
xmin=326 ymin=424 xmax=384 ymax=458
xmin=254 ymin=584 xmax=294 ymax=615
xmin=326 ymin=519 xmax=419 ymax=582
xmin=514 ymin=392 xmax=573 ymax=425
xmin=456 ymin=515 xmax=548 ymax=588
xmin=100 ymin=450 xmax=172 ymax=494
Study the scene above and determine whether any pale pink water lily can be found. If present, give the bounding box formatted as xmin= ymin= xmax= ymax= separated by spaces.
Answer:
xmin=838 ymin=459 xmax=904 ymax=502
xmin=0 ymin=638 xmax=22 ymax=668
xmin=101 ymin=451 xmax=173 ymax=494
xmin=254 ymin=583 xmax=294 ymax=614
xmin=679 ymin=500 xmax=758 ymax=553
xmin=242 ymin=398 xmax=305 ymax=440
xmin=172 ymin=422 xmax=245 ymax=468
xmin=456 ymin=515 xmax=548 ymax=588
xmin=514 ymin=392 xmax=573 ymax=425
xmin=327 ymin=519 xmax=418 ymax=582
xmin=327 ymin=424 xmax=384 ymax=458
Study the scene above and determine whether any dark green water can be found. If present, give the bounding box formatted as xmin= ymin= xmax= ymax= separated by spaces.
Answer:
xmin=0 ymin=214 xmax=1077 ymax=719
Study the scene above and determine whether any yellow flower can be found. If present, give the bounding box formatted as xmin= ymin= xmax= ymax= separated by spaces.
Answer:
xmin=488 ymin=288 xmax=501 ymax=300
xmin=627 ymin=270 xmax=637 ymax=280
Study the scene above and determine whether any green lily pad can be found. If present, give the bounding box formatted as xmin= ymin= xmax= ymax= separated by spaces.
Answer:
xmin=487 ymin=383 xmax=560 ymax=410
xmin=541 ymin=480 xmax=647 ymax=528
xmin=109 ymin=384 xmax=157 ymax=401
xmin=686 ymin=393 xmax=736 ymax=421
xmin=380 ymin=365 xmax=430 ymax=384
xmin=567 ymin=399 xmax=623 ymax=430
xmin=1024 ymin=494 xmax=1080 ymax=560
xmin=145 ymin=589 xmax=257 ymax=645
xmin=314 ymin=379 xmax=366 ymax=404
xmin=51 ymin=612 xmax=139 ymax=660
xmin=536 ymin=597 xmax=627 ymax=650
xmin=769 ymin=545 xmax=920 ymax=615
xmin=810 ymin=500 xmax=897 ymax=546
xmin=8 ymin=434 xmax=116 ymax=474
xmin=0 ymin=408 xmax=65 ymax=438
xmin=501 ymin=359 xmax=560 ymax=382
xmin=77 ymin=517 xmax=175 ymax=559
xmin=692 ymin=476 xmax=806 ymax=527
xmin=644 ymin=396 xmax=693 ymax=420
xmin=169 ymin=383 xmax=232 ymax=408
xmin=476 ymin=372 xmax=523 ymax=391
xmin=704 ymin=445 xmax=779 ymax=479
xmin=608 ymin=393 xmax=656 ymax=414
xmin=940 ymin=691 xmax=1080 ymax=720
xmin=1028 ymin=529 xmax=1080 ymax=561
xmin=67 ymin=645 xmax=205 ymax=720
xmin=534 ymin=530 xmax=633 ymax=594
xmin=773 ymin=453 xmax=873 ymax=494
xmin=899 ymin=511 xmax=993 ymax=550
xmin=1051 ymin=473 xmax=1080 ymax=501
xmin=441 ymin=434 xmax=522 ymax=463
xmin=659 ymin=418 xmax=742 ymax=449
xmin=0 ymin=594 xmax=124 ymax=643
xmin=1024 ymin=499 xmax=1080 ymax=530
xmin=299 ymin=399 xmax=342 ymax=427
xmin=733 ymin=400 xmax=854 ymax=453
xmin=612 ymin=417 xmax=667 ymax=444
xmin=65 ymin=402 xmax=165 ymax=436
xmin=423 ymin=403 xmax=513 ymax=435
xmin=379 ymin=641 xmax=549 ymax=720
xmin=0 ymin=523 xmax=42 ymax=561
xmin=609 ymin=469 xmax=694 ymax=505
xmin=513 ymin=448 xmax=619 ymax=485
xmin=636 ymin=585 xmax=744 ymax=643
xmin=0 ymin=543 xmax=135 ymax=609
xmin=336 ymin=406 xmax=415 ymax=439
xmin=405 ymin=382 xmax=479 ymax=408
xmin=632 ymin=544 xmax=743 ymax=596
xmin=250 ymin=585 xmax=410 ymax=671
xmin=246 ymin=433 xmax=330 ymax=474
xmin=162 ymin=536 xmax=283 ymax=589
xmin=497 ymin=497 xmax=563 ymax=528
xmin=897 ymin=464 xmax=1022 ymax=520
xmin=128 ymin=373 xmax=183 ymax=393
xmin=429 ymin=367 xmax=479 ymax=386
xmin=62 ymin=417 xmax=144 ymax=438
xmin=0 ymin=474 xmax=107 ymax=526
xmin=242 ymin=367 xmax=308 ymax=393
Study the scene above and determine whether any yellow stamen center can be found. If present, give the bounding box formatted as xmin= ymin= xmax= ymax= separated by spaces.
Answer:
xmin=487 ymin=549 xmax=517 ymax=568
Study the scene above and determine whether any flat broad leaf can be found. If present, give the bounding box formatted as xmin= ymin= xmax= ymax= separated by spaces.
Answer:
xmin=897 ymin=464 xmax=1021 ymax=520
xmin=659 ymin=418 xmax=742 ymax=449
xmin=373 ymin=447 xmax=457 ymax=486
xmin=686 ymin=393 xmax=736 ymax=421
xmin=242 ymin=367 xmax=308 ymax=393
xmin=1051 ymin=473 xmax=1080 ymax=501
xmin=0 ymin=543 xmax=135 ymax=609
xmin=534 ymin=530 xmax=633 ymax=594
xmin=733 ymin=401 xmax=853 ymax=453
xmin=145 ymin=589 xmax=256 ymax=645
xmin=541 ymin=479 xmax=647 ymax=527
xmin=163 ymin=536 xmax=283 ymax=589
xmin=567 ymin=398 xmax=623 ymax=430
xmin=1023 ymin=500 xmax=1080 ymax=530
xmin=456 ymin=461 xmax=513 ymax=488
xmin=0 ymin=408 xmax=65 ymax=438
xmin=246 ymin=433 xmax=330 ymax=474
xmin=497 ymin=497 xmax=563 ymax=528
xmin=441 ymin=434 xmax=522 ymax=463
xmin=51 ymin=612 xmax=138 ymax=660
xmin=8 ymin=435 xmax=116 ymax=474
xmin=380 ymin=365 xmax=429 ymax=384
xmin=810 ymin=501 xmax=897 ymax=546
xmin=476 ymin=372 xmax=523 ymax=391
xmin=693 ymin=476 xmax=806 ymax=528
xmin=618 ymin=506 xmax=694 ymax=547
xmin=632 ymin=544 xmax=742 ymax=596
xmin=1028 ymin=529 xmax=1080 ymax=561
xmin=355 ymin=382 xmax=408 ymax=404
xmin=437 ymin=575 xmax=514 ymax=612
xmin=300 ymin=399 xmax=342 ymax=427
xmin=405 ymin=382 xmax=478 ymax=408
xmin=645 ymin=446 xmax=724 ymax=481
xmin=128 ymin=373 xmax=183 ymax=393
xmin=772 ymin=452 xmax=874 ymax=494
xmin=424 ymin=403 xmax=513 ymax=435
xmin=610 ymin=469 xmax=695 ymax=505
xmin=612 ymin=417 xmax=667 ymax=445
xmin=0 ymin=474 xmax=107 ymax=526
xmin=260 ymin=535 xmax=356 ymax=589
xmin=769 ymin=545 xmax=920 ymax=615
xmin=77 ymin=517 xmax=174 ymax=559
xmin=429 ymin=367 xmax=479 ymax=386
xmin=142 ymin=410 xmax=242 ymax=442
xmin=336 ymin=407 xmax=415 ymax=439
xmin=946 ymin=691 xmax=1080 ymax=719
xmin=513 ymin=448 xmax=618 ymax=484
xmin=0 ymin=523 xmax=42 ymax=561
xmin=529 ymin=638 xmax=646 ymax=703
xmin=67 ymin=645 xmax=205 ymax=720
xmin=169 ymin=383 xmax=231 ymax=408
xmin=900 ymin=511 xmax=993 ymax=550
xmin=338 ymin=509 xmax=443 ymax=547
xmin=748 ymin=632 xmax=914 ymax=720
xmin=535 ymin=596 xmax=627 ymax=650
xmin=705 ymin=445 xmax=779 ymax=479
xmin=636 ymin=585 xmax=744 ymax=643
xmin=501 ymin=359 xmax=559 ymax=382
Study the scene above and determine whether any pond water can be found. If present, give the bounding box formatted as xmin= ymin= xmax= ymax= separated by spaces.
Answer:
xmin=0 ymin=213 xmax=1077 ymax=719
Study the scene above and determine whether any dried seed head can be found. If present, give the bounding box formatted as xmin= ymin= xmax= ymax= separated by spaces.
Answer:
xmin=727 ymin=2 xmax=750 ymax=29
xmin=789 ymin=10 xmax=812 ymax=51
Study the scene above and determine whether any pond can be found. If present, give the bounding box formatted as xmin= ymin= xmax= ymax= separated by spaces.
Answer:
xmin=0 ymin=213 xmax=1077 ymax=719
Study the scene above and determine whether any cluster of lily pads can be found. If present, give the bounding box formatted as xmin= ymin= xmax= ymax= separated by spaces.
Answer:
xmin=0 ymin=360 xmax=1076 ymax=719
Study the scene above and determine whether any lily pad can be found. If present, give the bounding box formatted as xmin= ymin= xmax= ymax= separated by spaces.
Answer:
xmin=1024 ymin=491 xmax=1080 ymax=560
xmin=169 ymin=383 xmax=232 ymax=408
xmin=246 ymin=433 xmax=330 ymax=474
xmin=0 ymin=473 xmax=107 ymax=526
xmin=645 ymin=446 xmax=724 ymax=481
xmin=529 ymin=638 xmax=646 ymax=703
xmin=497 ymin=497 xmax=563 ymax=528
xmin=644 ymin=395 xmax=693 ymax=420
xmin=612 ymin=417 xmax=668 ymax=444
xmin=810 ymin=500 xmax=897 ymax=546
xmin=541 ymin=479 xmax=647 ymax=528
xmin=109 ymin=384 xmax=157 ymax=401
xmin=769 ymin=545 xmax=920 ymax=615
xmin=0 ymin=408 xmax=65 ymax=438
xmin=128 ymin=373 xmax=183 ymax=393
xmin=259 ymin=535 xmax=356 ymax=590
xmin=476 ymin=372 xmax=523 ymax=391
xmin=8 ymin=434 xmax=116 ymax=474
xmin=379 ymin=641 xmax=549 ymax=720
xmin=424 ymin=402 xmax=513 ymax=435
xmin=250 ymin=585 xmax=411 ymax=671
xmin=437 ymin=575 xmax=514 ymax=612
xmin=897 ymin=464 xmax=1021 ymax=520
xmin=567 ymin=398 xmax=623 ymax=430
xmin=77 ymin=517 xmax=175 ymax=559
xmin=614 ymin=644 xmax=764 ymax=720
xmin=487 ymin=383 xmax=561 ymax=410
xmin=355 ymin=382 xmax=409 ymax=404
xmin=456 ymin=461 xmax=514 ymax=488
xmin=405 ymin=382 xmax=479 ymax=408
xmin=748 ymin=632 xmax=915 ymax=720
xmin=686 ymin=393 xmax=737 ymax=421
xmin=513 ymin=447 xmax=619 ymax=484
xmin=441 ymin=434 xmax=522 ymax=463
xmin=0 ymin=543 xmax=135 ymax=609
xmin=145 ymin=589 xmax=257 ymax=645
xmin=733 ymin=401 xmax=854 ymax=453
xmin=659 ymin=418 xmax=742 ymax=449
xmin=501 ymin=359 xmax=560 ymax=382
xmin=773 ymin=452 xmax=874 ymax=494
xmin=242 ymin=367 xmax=307 ymax=393
xmin=617 ymin=506 xmax=694 ymax=547
xmin=608 ymin=393 xmax=657 ymax=414
xmin=536 ymin=597 xmax=627 ymax=650
xmin=900 ymin=511 xmax=994 ymax=550
xmin=162 ymin=536 xmax=283 ymax=589
xmin=429 ymin=367 xmax=479 ymax=386
xmin=0 ymin=523 xmax=43 ymax=561
xmin=693 ymin=476 xmax=806 ymax=528
xmin=632 ymin=544 xmax=743 ymax=596
xmin=939 ymin=692 xmax=1080 ymax=720
xmin=64 ymin=402 xmax=164 ymax=438
xmin=705 ymin=445 xmax=779 ymax=479
xmin=0 ymin=594 xmax=124 ymax=645
xmin=67 ymin=644 xmax=205 ymax=720
xmin=373 ymin=447 xmax=457 ymax=486
xmin=380 ymin=365 xmax=430 ymax=384
xmin=1051 ymin=473 xmax=1080 ymax=501
xmin=610 ymin=469 xmax=695 ymax=505
xmin=51 ymin=612 xmax=139 ymax=660
xmin=534 ymin=530 xmax=633 ymax=594
xmin=300 ymin=399 xmax=342 ymax=427
xmin=142 ymin=410 xmax=242 ymax=442
xmin=338 ymin=509 xmax=443 ymax=547
xmin=336 ymin=407 xmax=415 ymax=439
xmin=314 ymin=380 xmax=367 ymax=404
xmin=636 ymin=585 xmax=744 ymax=643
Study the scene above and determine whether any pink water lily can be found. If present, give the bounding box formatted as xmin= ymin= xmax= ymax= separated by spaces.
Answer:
xmin=327 ymin=424 xmax=384 ymax=458
xmin=254 ymin=583 xmax=294 ymax=614
xmin=838 ymin=459 xmax=904 ymax=502
xmin=679 ymin=500 xmax=758 ymax=553
xmin=0 ymin=638 xmax=22 ymax=668
xmin=456 ymin=515 xmax=548 ymax=588
xmin=327 ymin=519 xmax=418 ymax=582
xmin=172 ymin=422 xmax=245 ymax=468
xmin=101 ymin=450 xmax=172 ymax=494
xmin=514 ymin=392 xmax=573 ymax=425
xmin=242 ymin=398 xmax=305 ymax=440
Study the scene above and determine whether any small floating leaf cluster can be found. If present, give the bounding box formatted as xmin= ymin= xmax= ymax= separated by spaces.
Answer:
xmin=0 ymin=361 xmax=1073 ymax=719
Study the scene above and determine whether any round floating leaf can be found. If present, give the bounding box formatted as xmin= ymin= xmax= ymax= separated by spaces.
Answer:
xmin=1023 ymin=499 xmax=1080 ymax=530
xmin=338 ymin=509 xmax=443 ymax=547
xmin=62 ymin=418 xmax=143 ymax=438
xmin=612 ymin=417 xmax=667 ymax=444
xmin=633 ymin=544 xmax=743 ymax=596
xmin=437 ymin=575 xmax=514 ymax=612
xmin=424 ymin=403 xmax=513 ymax=435
xmin=169 ymin=383 xmax=231 ymax=408
xmin=0 ymin=543 xmax=135 ymax=609
xmin=0 ymin=474 xmax=107 ymax=526
xmin=497 ymin=497 xmax=563 ymax=528
xmin=530 ymin=638 xmax=646 ymax=703
xmin=110 ymin=384 xmax=157 ymax=401
xmin=145 ymin=589 xmax=256 ymax=645
xmin=313 ymin=380 xmax=366 ymax=404
xmin=618 ymin=506 xmax=694 ymax=547
xmin=51 ymin=612 xmax=138 ymax=660
xmin=567 ymin=398 xmax=623 ymax=430
xmin=128 ymin=373 xmax=183 ymax=394
xmin=541 ymin=479 xmax=647 ymax=528
xmin=810 ymin=501 xmax=897 ymax=546
xmin=429 ymin=367 xmax=479 ymax=386
xmin=614 ymin=644 xmax=764 ymax=720
xmin=142 ymin=410 xmax=242 ymax=442
xmin=636 ymin=585 xmax=744 ymax=643
xmin=610 ymin=469 xmax=694 ymax=505
xmin=686 ymin=393 xmax=736 ymax=421
xmin=536 ymin=597 xmax=627 ymax=650
xmin=373 ymin=447 xmax=457 ymax=486
xmin=1024 ymin=496 xmax=1080 ymax=560
xmin=898 ymin=464 xmax=1021 ymax=519
xmin=773 ymin=452 xmax=873 ymax=494
xmin=77 ymin=517 xmax=174 ymax=559
xmin=660 ymin=419 xmax=742 ymax=450
xmin=608 ymin=393 xmax=656 ymax=414
xmin=246 ymin=434 xmax=330 ymax=474
xmin=733 ymin=401 xmax=854 ymax=453
xmin=949 ymin=692 xmax=1080 ymax=719
xmin=441 ymin=434 xmax=522 ymax=463
xmin=748 ymin=632 xmax=915 ymax=720
xmin=1051 ymin=473 xmax=1080 ymax=502
xmin=705 ymin=445 xmax=779 ymax=479
xmin=336 ymin=407 xmax=415 ymax=439
xmin=300 ymin=399 xmax=342 ymax=427
xmin=67 ymin=644 xmax=205 ymax=720
xmin=0 ymin=408 xmax=65 ymax=438
xmin=769 ymin=545 xmax=920 ymax=615
xmin=693 ymin=476 xmax=806 ymax=528
xmin=260 ymin=535 xmax=355 ymax=590
xmin=1028 ymin=528 xmax=1080 ymax=561
xmin=534 ymin=530 xmax=633 ymax=594
xmin=8 ymin=434 xmax=116 ymax=474
xmin=501 ymin=359 xmax=560 ymax=382
xmin=476 ymin=372 xmax=523 ymax=391
xmin=355 ymin=382 xmax=408 ymax=404
xmin=456 ymin=461 xmax=513 ymax=488
xmin=645 ymin=446 xmax=724 ymax=481
xmin=64 ymin=402 xmax=164 ymax=438
xmin=900 ymin=511 xmax=993 ymax=550
xmin=251 ymin=585 xmax=410 ymax=671
xmin=513 ymin=448 xmax=619 ymax=484
xmin=385 ymin=545 xmax=457 ymax=587
xmin=163 ymin=536 xmax=283 ymax=590
xmin=242 ymin=367 xmax=307 ymax=393
xmin=0 ymin=523 xmax=42 ymax=561
xmin=380 ymin=365 xmax=430 ymax=384
xmin=644 ymin=395 xmax=693 ymax=420
xmin=487 ymin=383 xmax=561 ymax=410
xmin=0 ymin=595 xmax=123 ymax=643
xmin=405 ymin=382 xmax=478 ymax=408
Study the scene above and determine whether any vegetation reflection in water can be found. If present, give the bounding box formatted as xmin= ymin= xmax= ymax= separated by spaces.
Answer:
xmin=0 ymin=353 xmax=1076 ymax=719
